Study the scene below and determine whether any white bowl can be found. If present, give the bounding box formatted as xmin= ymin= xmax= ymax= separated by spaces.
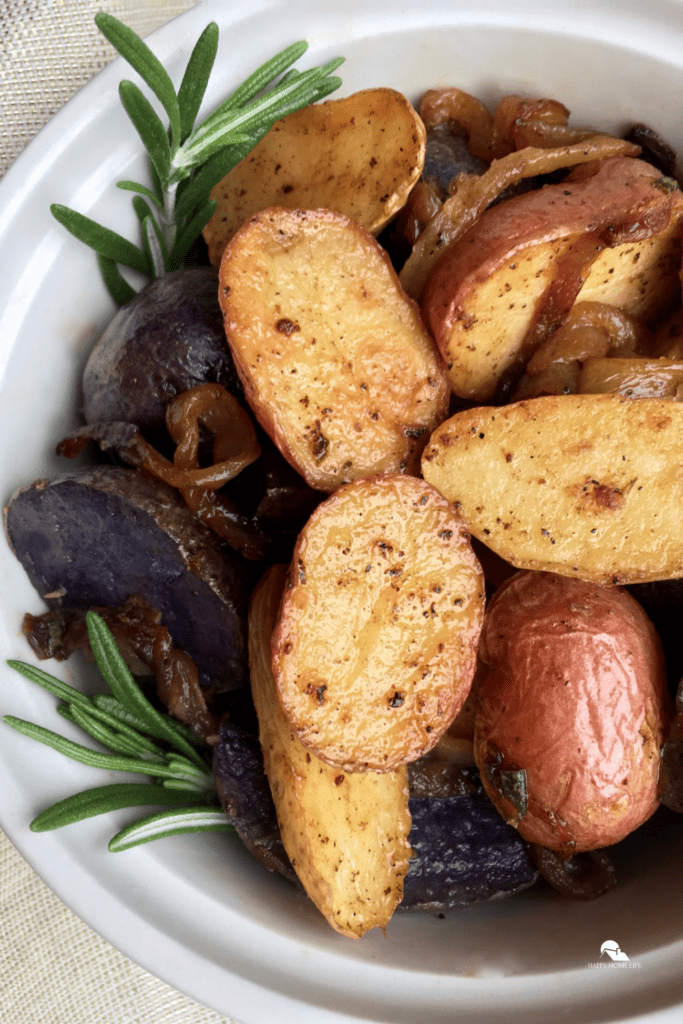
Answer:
xmin=2 ymin=2 xmax=683 ymax=1022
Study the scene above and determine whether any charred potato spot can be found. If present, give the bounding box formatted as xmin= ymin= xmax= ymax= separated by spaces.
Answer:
xmin=219 ymin=207 xmax=449 ymax=492
xmin=272 ymin=475 xmax=485 ymax=773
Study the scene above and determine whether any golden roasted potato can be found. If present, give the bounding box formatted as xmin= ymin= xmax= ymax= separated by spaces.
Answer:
xmin=422 ymin=157 xmax=683 ymax=401
xmin=250 ymin=565 xmax=412 ymax=938
xmin=475 ymin=571 xmax=670 ymax=855
xmin=219 ymin=207 xmax=450 ymax=492
xmin=203 ymin=88 xmax=426 ymax=265
xmin=272 ymin=474 xmax=485 ymax=773
xmin=421 ymin=393 xmax=683 ymax=585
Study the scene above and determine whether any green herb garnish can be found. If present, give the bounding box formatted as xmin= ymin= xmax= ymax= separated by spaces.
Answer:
xmin=4 ymin=611 xmax=231 ymax=851
xmin=51 ymin=13 xmax=344 ymax=304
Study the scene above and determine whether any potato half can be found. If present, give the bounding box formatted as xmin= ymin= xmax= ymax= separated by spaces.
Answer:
xmin=250 ymin=565 xmax=412 ymax=938
xmin=203 ymin=88 xmax=426 ymax=266
xmin=422 ymin=393 xmax=683 ymax=585
xmin=422 ymin=157 xmax=683 ymax=401
xmin=219 ymin=207 xmax=449 ymax=492
xmin=272 ymin=474 xmax=485 ymax=772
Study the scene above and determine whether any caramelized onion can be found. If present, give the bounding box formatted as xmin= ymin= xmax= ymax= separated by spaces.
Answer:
xmin=399 ymin=136 xmax=641 ymax=302
xmin=58 ymin=384 xmax=269 ymax=559
xmin=526 ymin=302 xmax=652 ymax=376
xmin=419 ymin=87 xmax=494 ymax=161
xmin=529 ymin=844 xmax=617 ymax=900
xmin=579 ymin=357 xmax=683 ymax=400
xmin=23 ymin=596 xmax=220 ymax=742
xmin=658 ymin=678 xmax=683 ymax=813
xmin=490 ymin=95 xmax=599 ymax=157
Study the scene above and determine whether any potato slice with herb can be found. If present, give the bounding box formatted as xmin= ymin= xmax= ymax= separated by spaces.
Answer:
xmin=250 ymin=565 xmax=412 ymax=938
xmin=422 ymin=393 xmax=683 ymax=585
xmin=272 ymin=474 xmax=485 ymax=772
xmin=219 ymin=207 xmax=449 ymax=492
xmin=422 ymin=157 xmax=683 ymax=401
xmin=203 ymin=88 xmax=426 ymax=265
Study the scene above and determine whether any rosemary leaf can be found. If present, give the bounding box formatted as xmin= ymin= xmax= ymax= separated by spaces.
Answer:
xmin=51 ymin=204 xmax=149 ymax=276
xmin=141 ymin=215 xmax=167 ymax=278
xmin=172 ymin=140 xmax=258 ymax=222
xmin=3 ymin=716 xmax=200 ymax=782
xmin=91 ymin=694 xmax=202 ymax=748
xmin=164 ymin=753 xmax=211 ymax=780
xmin=95 ymin=11 xmax=181 ymax=147
xmin=109 ymin=806 xmax=232 ymax=852
xmin=71 ymin=702 xmax=165 ymax=760
xmin=177 ymin=22 xmax=219 ymax=143
xmin=96 ymin=254 xmax=137 ymax=305
xmin=212 ymin=39 xmax=309 ymax=116
xmin=7 ymin=659 xmax=93 ymax=710
xmin=116 ymin=179 xmax=163 ymax=208
xmin=169 ymin=200 xmax=216 ymax=268
xmin=160 ymin=778 xmax=210 ymax=793
xmin=177 ymin=61 xmax=343 ymax=169
xmin=57 ymin=702 xmax=144 ymax=759
xmin=118 ymin=80 xmax=172 ymax=187
xmin=132 ymin=194 xmax=153 ymax=225
xmin=30 ymin=783 xmax=194 ymax=832
xmin=86 ymin=612 xmax=207 ymax=770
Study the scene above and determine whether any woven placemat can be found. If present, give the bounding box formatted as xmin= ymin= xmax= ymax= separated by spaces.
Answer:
xmin=0 ymin=8 xmax=238 ymax=1022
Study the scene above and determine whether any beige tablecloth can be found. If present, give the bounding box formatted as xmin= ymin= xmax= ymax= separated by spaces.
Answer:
xmin=0 ymin=5 xmax=237 ymax=1021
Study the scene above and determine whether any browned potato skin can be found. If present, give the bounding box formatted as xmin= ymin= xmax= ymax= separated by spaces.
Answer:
xmin=249 ymin=565 xmax=412 ymax=939
xmin=219 ymin=207 xmax=450 ymax=492
xmin=203 ymin=89 xmax=426 ymax=266
xmin=421 ymin=393 xmax=683 ymax=585
xmin=474 ymin=571 xmax=670 ymax=856
xmin=422 ymin=157 xmax=683 ymax=401
xmin=272 ymin=474 xmax=485 ymax=773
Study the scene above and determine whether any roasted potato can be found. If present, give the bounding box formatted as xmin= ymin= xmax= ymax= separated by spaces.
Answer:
xmin=4 ymin=466 xmax=248 ymax=692
xmin=82 ymin=268 xmax=242 ymax=445
xmin=422 ymin=157 xmax=683 ymax=401
xmin=272 ymin=474 xmax=485 ymax=773
xmin=250 ymin=565 xmax=412 ymax=938
xmin=474 ymin=571 xmax=670 ymax=855
xmin=422 ymin=393 xmax=683 ymax=585
xmin=219 ymin=207 xmax=449 ymax=492
xmin=203 ymin=88 xmax=426 ymax=265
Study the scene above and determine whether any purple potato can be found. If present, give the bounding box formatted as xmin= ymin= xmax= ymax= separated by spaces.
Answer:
xmin=213 ymin=717 xmax=296 ymax=880
xmin=4 ymin=465 xmax=247 ymax=692
xmin=401 ymin=770 xmax=538 ymax=910
xmin=82 ymin=268 xmax=242 ymax=445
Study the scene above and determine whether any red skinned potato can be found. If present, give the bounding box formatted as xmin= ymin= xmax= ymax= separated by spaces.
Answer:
xmin=422 ymin=157 xmax=683 ymax=401
xmin=474 ymin=571 xmax=670 ymax=857
xmin=272 ymin=474 xmax=485 ymax=773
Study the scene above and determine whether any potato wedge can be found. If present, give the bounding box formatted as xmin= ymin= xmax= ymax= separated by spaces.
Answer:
xmin=422 ymin=158 xmax=683 ymax=401
xmin=219 ymin=207 xmax=450 ymax=492
xmin=250 ymin=565 xmax=412 ymax=938
xmin=272 ymin=474 xmax=485 ymax=772
xmin=203 ymin=89 xmax=426 ymax=266
xmin=421 ymin=393 xmax=683 ymax=584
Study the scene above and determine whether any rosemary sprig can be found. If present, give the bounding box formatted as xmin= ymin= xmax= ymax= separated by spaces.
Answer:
xmin=51 ymin=13 xmax=344 ymax=302
xmin=3 ymin=612 xmax=231 ymax=851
